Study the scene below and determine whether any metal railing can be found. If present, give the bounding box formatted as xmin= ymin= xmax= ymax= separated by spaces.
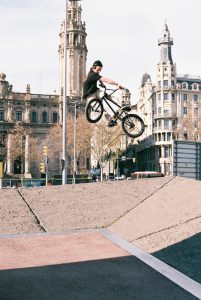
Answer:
xmin=0 ymin=176 xmax=93 ymax=188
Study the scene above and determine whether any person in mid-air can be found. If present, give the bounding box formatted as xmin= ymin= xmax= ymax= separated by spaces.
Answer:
xmin=83 ymin=60 xmax=124 ymax=127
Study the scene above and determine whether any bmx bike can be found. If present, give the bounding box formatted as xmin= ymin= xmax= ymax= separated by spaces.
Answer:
xmin=85 ymin=85 xmax=145 ymax=138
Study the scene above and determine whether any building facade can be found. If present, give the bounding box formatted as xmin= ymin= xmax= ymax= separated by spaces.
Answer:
xmin=136 ymin=22 xmax=201 ymax=175
xmin=0 ymin=0 xmax=88 ymax=178
xmin=0 ymin=74 xmax=60 ymax=177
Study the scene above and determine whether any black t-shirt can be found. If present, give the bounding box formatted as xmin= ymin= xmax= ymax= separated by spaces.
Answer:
xmin=83 ymin=70 xmax=102 ymax=98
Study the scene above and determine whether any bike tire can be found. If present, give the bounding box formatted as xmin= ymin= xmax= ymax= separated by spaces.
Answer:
xmin=122 ymin=114 xmax=145 ymax=138
xmin=85 ymin=98 xmax=104 ymax=123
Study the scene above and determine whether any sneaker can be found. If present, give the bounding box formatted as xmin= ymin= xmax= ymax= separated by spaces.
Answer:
xmin=121 ymin=105 xmax=131 ymax=112
xmin=108 ymin=119 xmax=117 ymax=127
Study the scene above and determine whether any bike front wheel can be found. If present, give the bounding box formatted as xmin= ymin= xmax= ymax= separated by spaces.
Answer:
xmin=85 ymin=98 xmax=104 ymax=123
xmin=122 ymin=114 xmax=145 ymax=138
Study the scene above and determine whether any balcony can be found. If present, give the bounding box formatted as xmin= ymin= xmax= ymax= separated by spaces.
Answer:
xmin=156 ymin=86 xmax=175 ymax=92
xmin=158 ymin=37 xmax=173 ymax=45
xmin=154 ymin=113 xmax=177 ymax=119
xmin=153 ymin=126 xmax=176 ymax=133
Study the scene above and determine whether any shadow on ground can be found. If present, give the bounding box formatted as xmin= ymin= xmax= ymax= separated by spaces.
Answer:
xmin=153 ymin=232 xmax=201 ymax=284
xmin=0 ymin=256 xmax=196 ymax=300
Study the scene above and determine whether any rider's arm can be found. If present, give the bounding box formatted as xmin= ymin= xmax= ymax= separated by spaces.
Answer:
xmin=100 ymin=76 xmax=124 ymax=89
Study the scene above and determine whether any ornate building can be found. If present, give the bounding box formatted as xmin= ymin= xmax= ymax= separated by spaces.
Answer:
xmin=58 ymin=0 xmax=87 ymax=100
xmin=0 ymin=72 xmax=60 ymax=177
xmin=136 ymin=22 xmax=201 ymax=175
xmin=0 ymin=0 xmax=88 ymax=178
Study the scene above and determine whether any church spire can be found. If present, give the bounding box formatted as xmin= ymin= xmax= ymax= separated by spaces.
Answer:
xmin=158 ymin=21 xmax=173 ymax=64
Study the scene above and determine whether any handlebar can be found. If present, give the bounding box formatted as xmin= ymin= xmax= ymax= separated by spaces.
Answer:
xmin=99 ymin=82 xmax=125 ymax=92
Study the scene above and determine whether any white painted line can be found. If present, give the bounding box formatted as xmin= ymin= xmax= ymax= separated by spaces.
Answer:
xmin=101 ymin=229 xmax=201 ymax=300
xmin=0 ymin=228 xmax=101 ymax=239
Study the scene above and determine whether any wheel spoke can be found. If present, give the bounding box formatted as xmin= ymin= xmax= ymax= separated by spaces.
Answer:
xmin=86 ymin=99 xmax=103 ymax=122
xmin=122 ymin=114 xmax=144 ymax=138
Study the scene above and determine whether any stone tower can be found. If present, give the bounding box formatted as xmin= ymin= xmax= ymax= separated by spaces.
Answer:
xmin=58 ymin=0 xmax=87 ymax=99
xmin=155 ymin=22 xmax=177 ymax=174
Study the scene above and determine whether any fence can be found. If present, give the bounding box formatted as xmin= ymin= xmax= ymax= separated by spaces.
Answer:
xmin=173 ymin=140 xmax=201 ymax=180
xmin=1 ymin=176 xmax=92 ymax=188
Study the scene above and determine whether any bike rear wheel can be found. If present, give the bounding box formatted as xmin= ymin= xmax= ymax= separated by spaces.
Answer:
xmin=122 ymin=114 xmax=144 ymax=138
xmin=85 ymin=98 xmax=104 ymax=123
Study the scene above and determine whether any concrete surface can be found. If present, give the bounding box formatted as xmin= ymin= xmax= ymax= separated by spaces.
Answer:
xmin=0 ymin=230 xmax=200 ymax=300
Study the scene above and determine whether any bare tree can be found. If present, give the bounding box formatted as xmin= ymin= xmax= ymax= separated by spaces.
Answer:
xmin=91 ymin=119 xmax=122 ymax=181
xmin=6 ymin=123 xmax=39 ymax=173
xmin=44 ymin=112 xmax=92 ymax=174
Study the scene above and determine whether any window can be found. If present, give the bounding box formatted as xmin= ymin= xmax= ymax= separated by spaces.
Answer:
xmin=52 ymin=112 xmax=58 ymax=123
xmin=164 ymin=110 xmax=169 ymax=116
xmin=16 ymin=111 xmax=22 ymax=121
xmin=31 ymin=111 xmax=37 ymax=123
xmin=172 ymin=119 xmax=177 ymax=126
xmin=172 ymin=93 xmax=175 ymax=101
xmin=165 ymin=146 xmax=169 ymax=158
xmin=171 ymin=80 xmax=175 ymax=87
xmin=163 ymin=80 xmax=168 ymax=88
xmin=183 ymin=107 xmax=188 ymax=115
xmin=167 ymin=132 xmax=171 ymax=141
xmin=194 ymin=122 xmax=198 ymax=128
xmin=194 ymin=107 xmax=198 ymax=115
xmin=182 ymin=93 xmax=188 ymax=102
xmin=164 ymin=119 xmax=169 ymax=128
xmin=158 ymin=81 xmax=161 ymax=87
xmin=164 ymin=93 xmax=168 ymax=101
xmin=193 ymin=83 xmax=198 ymax=90
xmin=42 ymin=111 xmax=48 ymax=123
xmin=182 ymin=83 xmax=188 ymax=89
xmin=0 ymin=111 xmax=4 ymax=121
xmin=193 ymin=94 xmax=198 ymax=103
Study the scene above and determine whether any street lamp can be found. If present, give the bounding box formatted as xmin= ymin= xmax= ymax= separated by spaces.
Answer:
xmin=62 ymin=0 xmax=82 ymax=185
xmin=73 ymin=100 xmax=79 ymax=183
xmin=62 ymin=0 xmax=68 ymax=185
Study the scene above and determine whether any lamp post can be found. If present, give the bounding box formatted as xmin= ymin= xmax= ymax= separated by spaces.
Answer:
xmin=62 ymin=0 xmax=82 ymax=184
xmin=73 ymin=100 xmax=78 ymax=184
xmin=62 ymin=0 xmax=68 ymax=185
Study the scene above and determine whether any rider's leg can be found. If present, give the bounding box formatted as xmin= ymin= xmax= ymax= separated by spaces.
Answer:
xmin=107 ymin=104 xmax=130 ymax=128
xmin=84 ymin=89 xmax=103 ymax=104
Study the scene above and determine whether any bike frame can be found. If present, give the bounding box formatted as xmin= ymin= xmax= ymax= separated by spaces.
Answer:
xmin=101 ymin=87 xmax=124 ymax=118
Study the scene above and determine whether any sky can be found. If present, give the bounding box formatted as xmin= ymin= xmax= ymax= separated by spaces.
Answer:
xmin=1 ymin=0 xmax=201 ymax=102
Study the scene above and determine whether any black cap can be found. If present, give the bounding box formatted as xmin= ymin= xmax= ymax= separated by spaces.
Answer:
xmin=93 ymin=60 xmax=103 ymax=67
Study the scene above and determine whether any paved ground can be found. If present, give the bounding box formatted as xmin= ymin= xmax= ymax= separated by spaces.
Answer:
xmin=0 ymin=230 xmax=200 ymax=300
xmin=1 ymin=176 xmax=201 ymax=299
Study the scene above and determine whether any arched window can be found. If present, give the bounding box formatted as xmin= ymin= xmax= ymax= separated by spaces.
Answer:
xmin=182 ymin=82 xmax=188 ymax=89
xmin=193 ymin=83 xmax=198 ymax=90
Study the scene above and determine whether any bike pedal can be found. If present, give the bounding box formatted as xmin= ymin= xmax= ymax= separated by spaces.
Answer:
xmin=108 ymin=120 xmax=117 ymax=127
